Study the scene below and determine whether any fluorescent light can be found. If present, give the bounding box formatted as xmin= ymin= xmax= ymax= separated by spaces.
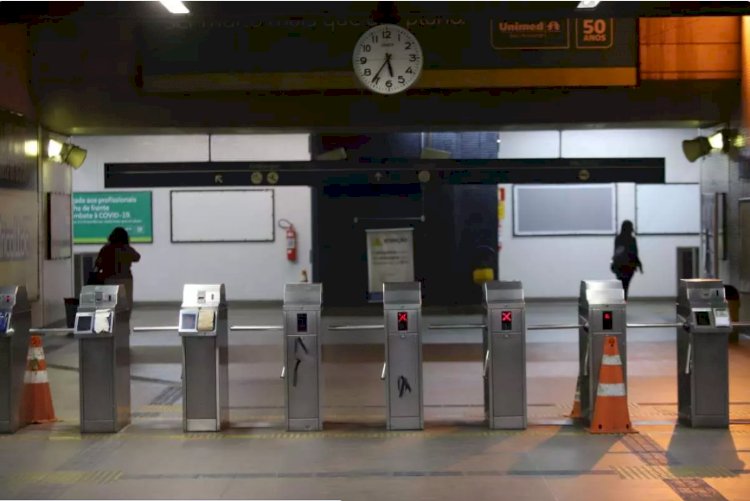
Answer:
xmin=577 ymin=1 xmax=600 ymax=8
xmin=47 ymin=139 xmax=63 ymax=158
xmin=159 ymin=0 xmax=189 ymax=14
xmin=24 ymin=140 xmax=39 ymax=157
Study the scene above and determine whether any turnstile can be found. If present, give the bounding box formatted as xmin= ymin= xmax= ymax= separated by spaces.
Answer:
xmin=0 ymin=286 xmax=31 ymax=433
xmin=677 ymin=279 xmax=731 ymax=427
xmin=73 ymin=285 xmax=131 ymax=433
xmin=178 ymin=284 xmax=229 ymax=432
xmin=483 ymin=281 xmax=526 ymax=429
xmin=383 ymin=282 xmax=423 ymax=430
xmin=283 ymin=283 xmax=322 ymax=431
xmin=578 ymin=280 xmax=626 ymax=426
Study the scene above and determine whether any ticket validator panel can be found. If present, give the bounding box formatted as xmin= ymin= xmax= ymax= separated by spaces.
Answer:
xmin=75 ymin=284 xmax=131 ymax=433
xmin=483 ymin=281 xmax=526 ymax=430
xmin=383 ymin=282 xmax=423 ymax=431
xmin=577 ymin=280 xmax=626 ymax=426
xmin=178 ymin=284 xmax=228 ymax=432
xmin=677 ymin=279 xmax=731 ymax=427
xmin=283 ymin=283 xmax=323 ymax=432
xmin=0 ymin=286 xmax=31 ymax=433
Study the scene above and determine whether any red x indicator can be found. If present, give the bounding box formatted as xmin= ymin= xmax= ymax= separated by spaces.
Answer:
xmin=397 ymin=312 xmax=409 ymax=331
xmin=501 ymin=311 xmax=513 ymax=330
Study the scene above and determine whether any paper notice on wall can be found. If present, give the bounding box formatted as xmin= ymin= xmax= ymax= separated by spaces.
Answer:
xmin=366 ymin=228 xmax=415 ymax=302
xmin=94 ymin=310 xmax=112 ymax=334
xmin=197 ymin=309 xmax=215 ymax=332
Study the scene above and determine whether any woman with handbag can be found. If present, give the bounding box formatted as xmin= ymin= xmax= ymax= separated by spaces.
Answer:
xmin=94 ymin=227 xmax=141 ymax=309
xmin=611 ymin=220 xmax=643 ymax=300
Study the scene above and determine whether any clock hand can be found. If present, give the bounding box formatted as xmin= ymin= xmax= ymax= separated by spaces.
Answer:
xmin=372 ymin=58 xmax=389 ymax=82
xmin=385 ymin=53 xmax=394 ymax=77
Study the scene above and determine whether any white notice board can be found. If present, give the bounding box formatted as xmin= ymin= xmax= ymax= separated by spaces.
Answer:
xmin=513 ymin=184 xmax=617 ymax=236
xmin=366 ymin=227 xmax=415 ymax=302
xmin=170 ymin=189 xmax=275 ymax=242
xmin=635 ymin=184 xmax=700 ymax=234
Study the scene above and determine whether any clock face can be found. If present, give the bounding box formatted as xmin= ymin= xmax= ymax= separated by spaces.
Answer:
xmin=352 ymin=24 xmax=423 ymax=95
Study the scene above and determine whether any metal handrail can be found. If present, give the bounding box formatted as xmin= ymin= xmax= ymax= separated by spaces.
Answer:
xmin=230 ymin=325 xmax=283 ymax=331
xmin=329 ymin=324 xmax=384 ymax=331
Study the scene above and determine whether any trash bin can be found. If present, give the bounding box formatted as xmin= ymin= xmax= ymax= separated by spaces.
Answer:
xmin=64 ymin=297 xmax=79 ymax=329
xmin=724 ymin=285 xmax=740 ymax=343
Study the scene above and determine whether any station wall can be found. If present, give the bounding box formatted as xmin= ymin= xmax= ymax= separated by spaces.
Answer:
xmin=72 ymin=135 xmax=312 ymax=302
xmin=73 ymin=128 xmax=711 ymax=302
xmin=497 ymin=129 xmax=705 ymax=298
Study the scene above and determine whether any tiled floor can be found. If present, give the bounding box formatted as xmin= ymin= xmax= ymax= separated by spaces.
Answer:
xmin=2 ymin=300 xmax=749 ymax=500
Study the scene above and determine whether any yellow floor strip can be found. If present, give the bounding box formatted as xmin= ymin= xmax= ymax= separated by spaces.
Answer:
xmin=613 ymin=465 xmax=737 ymax=480
xmin=5 ymin=470 xmax=122 ymax=485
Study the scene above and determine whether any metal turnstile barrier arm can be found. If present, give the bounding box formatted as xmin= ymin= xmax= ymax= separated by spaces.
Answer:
xmin=380 ymin=362 xmax=387 ymax=381
xmin=527 ymin=323 xmax=583 ymax=331
xmin=329 ymin=324 xmax=384 ymax=331
xmin=132 ymin=326 xmax=178 ymax=332
xmin=428 ymin=323 xmax=486 ymax=330
xmin=231 ymin=325 xmax=283 ymax=331
xmin=29 ymin=327 xmax=74 ymax=335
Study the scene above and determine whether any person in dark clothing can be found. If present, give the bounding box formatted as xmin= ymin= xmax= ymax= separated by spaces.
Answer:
xmin=611 ymin=220 xmax=643 ymax=300
xmin=95 ymin=227 xmax=141 ymax=309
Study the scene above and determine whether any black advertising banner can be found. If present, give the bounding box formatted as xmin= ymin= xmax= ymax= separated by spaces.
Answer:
xmin=0 ymin=110 xmax=39 ymax=300
xmin=139 ymin=9 xmax=636 ymax=90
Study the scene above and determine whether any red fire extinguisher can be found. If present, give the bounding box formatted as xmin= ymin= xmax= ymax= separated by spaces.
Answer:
xmin=279 ymin=219 xmax=297 ymax=262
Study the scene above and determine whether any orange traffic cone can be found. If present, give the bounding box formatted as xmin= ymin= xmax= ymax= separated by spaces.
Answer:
xmin=22 ymin=335 xmax=56 ymax=424
xmin=589 ymin=335 xmax=634 ymax=434
xmin=568 ymin=375 xmax=582 ymax=419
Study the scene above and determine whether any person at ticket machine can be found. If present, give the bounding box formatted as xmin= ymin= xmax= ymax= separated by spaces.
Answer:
xmin=93 ymin=227 xmax=141 ymax=309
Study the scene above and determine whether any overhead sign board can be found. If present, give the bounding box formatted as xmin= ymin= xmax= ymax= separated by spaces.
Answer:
xmin=140 ymin=9 xmax=636 ymax=89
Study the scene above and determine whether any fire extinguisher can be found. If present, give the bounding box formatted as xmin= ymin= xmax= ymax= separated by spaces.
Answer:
xmin=278 ymin=219 xmax=297 ymax=262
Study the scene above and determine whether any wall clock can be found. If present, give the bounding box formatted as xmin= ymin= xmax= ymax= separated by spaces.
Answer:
xmin=352 ymin=24 xmax=423 ymax=95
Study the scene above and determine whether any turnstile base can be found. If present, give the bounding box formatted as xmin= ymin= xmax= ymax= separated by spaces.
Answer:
xmin=287 ymin=418 xmax=321 ymax=432
xmin=0 ymin=421 xmax=21 ymax=434
xmin=81 ymin=420 xmax=129 ymax=434
xmin=490 ymin=416 xmax=526 ymax=430
xmin=679 ymin=414 xmax=729 ymax=428
xmin=185 ymin=418 xmax=222 ymax=432
xmin=387 ymin=417 xmax=423 ymax=431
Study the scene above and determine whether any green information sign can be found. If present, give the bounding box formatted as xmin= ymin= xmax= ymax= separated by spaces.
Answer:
xmin=73 ymin=191 xmax=153 ymax=244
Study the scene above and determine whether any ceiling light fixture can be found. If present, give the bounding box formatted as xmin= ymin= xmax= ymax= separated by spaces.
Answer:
xmin=682 ymin=128 xmax=744 ymax=162
xmin=159 ymin=0 xmax=189 ymax=15
xmin=24 ymin=140 xmax=39 ymax=157
xmin=47 ymin=139 xmax=63 ymax=158
xmin=46 ymin=139 xmax=88 ymax=168
xmin=577 ymin=1 xmax=600 ymax=9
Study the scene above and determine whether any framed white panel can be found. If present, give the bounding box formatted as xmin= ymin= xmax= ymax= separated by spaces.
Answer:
xmin=170 ymin=189 xmax=275 ymax=243
xmin=513 ymin=184 xmax=617 ymax=236
xmin=635 ymin=184 xmax=700 ymax=235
